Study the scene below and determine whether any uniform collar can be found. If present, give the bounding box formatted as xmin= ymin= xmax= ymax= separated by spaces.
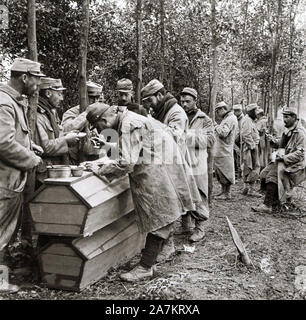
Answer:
xmin=0 ymin=83 xmax=28 ymax=108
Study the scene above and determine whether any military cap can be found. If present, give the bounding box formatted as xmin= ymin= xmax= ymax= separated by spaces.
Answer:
xmin=87 ymin=81 xmax=103 ymax=96
xmin=246 ymin=103 xmax=259 ymax=112
xmin=86 ymin=102 xmax=113 ymax=124
xmin=181 ymin=87 xmax=198 ymax=100
xmin=116 ymin=78 xmax=133 ymax=92
xmin=233 ymin=104 xmax=243 ymax=111
xmin=11 ymin=58 xmax=45 ymax=77
xmin=39 ymin=77 xmax=66 ymax=90
xmin=141 ymin=79 xmax=164 ymax=100
xmin=256 ymin=108 xmax=264 ymax=115
xmin=282 ymin=106 xmax=298 ymax=116
xmin=215 ymin=101 xmax=228 ymax=110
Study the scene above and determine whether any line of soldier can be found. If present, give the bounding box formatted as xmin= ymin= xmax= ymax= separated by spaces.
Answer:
xmin=1 ymin=57 xmax=305 ymax=292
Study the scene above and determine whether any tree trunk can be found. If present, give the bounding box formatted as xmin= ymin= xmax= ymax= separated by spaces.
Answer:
xmin=267 ymin=0 xmax=282 ymax=158
xmin=208 ymin=0 xmax=217 ymax=205
xmin=78 ymin=0 xmax=89 ymax=163
xmin=159 ymin=0 xmax=165 ymax=83
xmin=27 ymin=0 xmax=38 ymax=138
xmin=135 ymin=0 xmax=142 ymax=104
xmin=22 ymin=0 xmax=38 ymax=244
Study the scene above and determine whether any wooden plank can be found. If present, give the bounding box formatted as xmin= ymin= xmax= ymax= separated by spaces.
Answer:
xmin=83 ymin=189 xmax=134 ymax=236
xmin=87 ymin=222 xmax=139 ymax=259
xmin=44 ymin=243 xmax=77 ymax=257
xmin=41 ymin=274 xmax=79 ymax=291
xmin=30 ymin=203 xmax=86 ymax=225
xmin=33 ymin=223 xmax=82 ymax=237
xmin=40 ymin=253 xmax=82 ymax=276
xmin=73 ymin=211 xmax=137 ymax=259
xmin=71 ymin=175 xmax=108 ymax=200
xmin=79 ymin=232 xmax=145 ymax=290
xmin=31 ymin=186 xmax=81 ymax=204
xmin=71 ymin=175 xmax=130 ymax=208
xmin=44 ymin=172 xmax=93 ymax=185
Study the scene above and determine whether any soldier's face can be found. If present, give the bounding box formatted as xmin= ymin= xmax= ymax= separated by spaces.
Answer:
xmin=94 ymin=110 xmax=117 ymax=132
xmin=283 ymin=114 xmax=296 ymax=128
xmin=215 ymin=107 xmax=226 ymax=118
xmin=234 ymin=109 xmax=242 ymax=117
xmin=24 ymin=74 xmax=41 ymax=97
xmin=118 ymin=91 xmax=133 ymax=106
xmin=88 ymin=95 xmax=99 ymax=105
xmin=143 ymin=93 xmax=162 ymax=111
xmin=48 ymin=90 xmax=64 ymax=109
xmin=181 ymin=95 xmax=196 ymax=113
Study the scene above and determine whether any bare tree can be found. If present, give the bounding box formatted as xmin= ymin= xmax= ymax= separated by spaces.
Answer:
xmin=136 ymin=0 xmax=143 ymax=104
xmin=208 ymin=0 xmax=218 ymax=204
xmin=78 ymin=0 xmax=89 ymax=163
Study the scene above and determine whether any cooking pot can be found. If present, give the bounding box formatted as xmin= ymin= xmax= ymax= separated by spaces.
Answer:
xmin=47 ymin=165 xmax=71 ymax=178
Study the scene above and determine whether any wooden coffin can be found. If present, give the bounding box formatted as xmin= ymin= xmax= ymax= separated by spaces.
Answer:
xmin=29 ymin=172 xmax=134 ymax=237
xmin=38 ymin=211 xmax=145 ymax=291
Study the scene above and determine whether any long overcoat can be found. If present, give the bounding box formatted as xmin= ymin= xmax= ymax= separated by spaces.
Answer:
xmin=187 ymin=109 xmax=215 ymax=198
xmin=0 ymin=84 xmax=38 ymax=192
xmin=97 ymin=110 xmax=200 ymax=233
xmin=240 ymin=114 xmax=260 ymax=182
xmin=214 ymin=111 xmax=238 ymax=184
xmin=35 ymin=101 xmax=68 ymax=182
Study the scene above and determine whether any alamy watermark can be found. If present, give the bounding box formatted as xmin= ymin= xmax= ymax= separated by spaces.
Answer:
xmin=0 ymin=5 xmax=9 ymax=30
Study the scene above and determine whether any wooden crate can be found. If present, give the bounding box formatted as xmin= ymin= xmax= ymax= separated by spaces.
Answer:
xmin=29 ymin=172 xmax=134 ymax=237
xmin=38 ymin=211 xmax=145 ymax=291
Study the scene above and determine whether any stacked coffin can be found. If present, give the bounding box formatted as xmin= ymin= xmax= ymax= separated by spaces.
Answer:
xmin=29 ymin=172 xmax=145 ymax=291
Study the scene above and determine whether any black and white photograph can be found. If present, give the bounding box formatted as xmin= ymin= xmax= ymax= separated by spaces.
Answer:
xmin=0 ymin=0 xmax=306 ymax=304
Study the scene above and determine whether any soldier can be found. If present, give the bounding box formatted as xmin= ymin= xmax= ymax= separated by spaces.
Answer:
xmin=214 ymin=101 xmax=238 ymax=200
xmin=240 ymin=104 xmax=261 ymax=197
xmin=116 ymin=78 xmax=147 ymax=116
xmin=0 ymin=58 xmax=45 ymax=293
xmin=62 ymin=81 xmax=104 ymax=163
xmin=256 ymin=108 xmax=269 ymax=170
xmin=233 ymin=104 xmax=244 ymax=178
xmin=84 ymin=103 xmax=199 ymax=281
xmin=141 ymin=79 xmax=205 ymax=259
xmin=180 ymin=87 xmax=215 ymax=242
xmin=62 ymin=81 xmax=103 ymax=132
xmin=252 ymin=106 xmax=306 ymax=213
xmin=34 ymin=77 xmax=80 ymax=187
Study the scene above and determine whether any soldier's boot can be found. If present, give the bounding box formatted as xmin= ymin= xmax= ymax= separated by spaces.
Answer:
xmin=189 ymin=220 xmax=206 ymax=242
xmin=119 ymin=265 xmax=153 ymax=282
xmin=214 ymin=184 xmax=226 ymax=198
xmin=0 ymin=250 xmax=19 ymax=294
xmin=251 ymin=203 xmax=272 ymax=214
xmin=242 ymin=183 xmax=249 ymax=195
xmin=175 ymin=213 xmax=194 ymax=235
xmin=155 ymin=235 xmax=175 ymax=263
xmin=216 ymin=185 xmax=232 ymax=200
xmin=248 ymin=184 xmax=262 ymax=198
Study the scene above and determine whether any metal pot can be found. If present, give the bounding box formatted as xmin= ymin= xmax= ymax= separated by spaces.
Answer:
xmin=71 ymin=166 xmax=84 ymax=177
xmin=47 ymin=165 xmax=71 ymax=179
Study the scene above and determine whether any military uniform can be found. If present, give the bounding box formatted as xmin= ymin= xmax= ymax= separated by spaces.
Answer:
xmin=0 ymin=58 xmax=44 ymax=275
xmin=240 ymin=104 xmax=261 ymax=195
xmin=214 ymin=104 xmax=238 ymax=198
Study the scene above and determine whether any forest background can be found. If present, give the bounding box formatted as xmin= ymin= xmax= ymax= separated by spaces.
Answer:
xmin=0 ymin=0 xmax=305 ymax=119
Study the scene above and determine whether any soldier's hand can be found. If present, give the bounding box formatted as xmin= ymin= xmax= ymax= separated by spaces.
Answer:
xmin=32 ymin=144 xmax=44 ymax=156
xmin=65 ymin=132 xmax=80 ymax=146
xmin=84 ymin=162 xmax=100 ymax=175
xmin=33 ymin=155 xmax=43 ymax=167
xmin=265 ymin=133 xmax=275 ymax=142
xmin=91 ymin=136 xmax=106 ymax=148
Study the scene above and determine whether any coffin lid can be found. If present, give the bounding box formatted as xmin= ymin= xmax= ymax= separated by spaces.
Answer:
xmin=43 ymin=211 xmax=138 ymax=260
xmin=31 ymin=172 xmax=130 ymax=209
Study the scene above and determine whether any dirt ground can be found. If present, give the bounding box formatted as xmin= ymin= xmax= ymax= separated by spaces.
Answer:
xmin=1 ymin=178 xmax=306 ymax=300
